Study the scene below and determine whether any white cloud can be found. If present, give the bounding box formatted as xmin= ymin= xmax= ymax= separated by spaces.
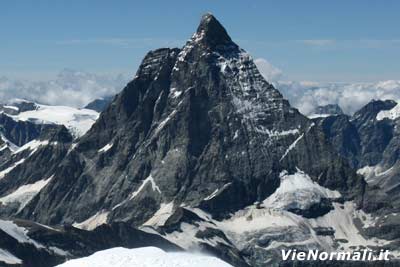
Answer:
xmin=0 ymin=69 xmax=128 ymax=107
xmin=254 ymin=58 xmax=283 ymax=82
xmin=254 ymin=58 xmax=400 ymax=115
xmin=276 ymin=80 xmax=400 ymax=115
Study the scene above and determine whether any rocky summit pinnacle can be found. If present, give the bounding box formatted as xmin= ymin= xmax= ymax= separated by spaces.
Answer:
xmin=194 ymin=13 xmax=233 ymax=48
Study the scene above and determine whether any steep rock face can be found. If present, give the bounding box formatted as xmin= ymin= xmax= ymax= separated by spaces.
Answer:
xmin=356 ymin=101 xmax=400 ymax=243
xmin=0 ymin=102 xmax=78 ymax=217
xmin=0 ymin=100 xmax=38 ymax=116
xmin=0 ymin=113 xmax=61 ymax=147
xmin=313 ymin=100 xmax=400 ymax=248
xmin=0 ymin=126 xmax=73 ymax=217
xmin=352 ymin=100 xmax=397 ymax=167
xmin=313 ymin=104 xmax=344 ymax=116
xmin=313 ymin=100 xmax=397 ymax=169
xmin=313 ymin=114 xmax=361 ymax=168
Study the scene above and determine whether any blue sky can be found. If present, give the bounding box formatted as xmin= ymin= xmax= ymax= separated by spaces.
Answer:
xmin=1 ymin=0 xmax=399 ymax=82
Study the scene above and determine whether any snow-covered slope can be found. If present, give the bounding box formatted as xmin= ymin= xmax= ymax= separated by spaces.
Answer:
xmin=263 ymin=169 xmax=341 ymax=211
xmin=0 ymin=249 xmax=21 ymax=265
xmin=0 ymin=176 xmax=53 ymax=212
xmin=9 ymin=104 xmax=99 ymax=137
xmin=56 ymin=247 xmax=233 ymax=267
xmin=154 ymin=197 xmax=395 ymax=266
xmin=0 ymin=220 xmax=44 ymax=249
xmin=377 ymin=103 xmax=400 ymax=121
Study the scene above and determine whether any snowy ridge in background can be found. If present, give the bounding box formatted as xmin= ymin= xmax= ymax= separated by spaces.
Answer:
xmin=377 ymin=102 xmax=400 ymax=121
xmin=10 ymin=103 xmax=99 ymax=137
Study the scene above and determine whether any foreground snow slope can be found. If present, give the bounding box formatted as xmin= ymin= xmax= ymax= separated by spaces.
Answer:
xmin=56 ymin=247 xmax=233 ymax=267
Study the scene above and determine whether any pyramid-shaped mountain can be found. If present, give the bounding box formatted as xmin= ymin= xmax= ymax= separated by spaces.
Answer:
xmin=15 ymin=13 xmax=363 ymax=225
xmin=0 ymin=14 xmax=374 ymax=267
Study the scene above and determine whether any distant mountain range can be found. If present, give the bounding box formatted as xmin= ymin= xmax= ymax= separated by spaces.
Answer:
xmin=0 ymin=14 xmax=399 ymax=267
xmin=84 ymin=96 xmax=114 ymax=112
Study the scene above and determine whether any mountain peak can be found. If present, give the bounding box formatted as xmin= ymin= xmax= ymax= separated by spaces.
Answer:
xmin=194 ymin=13 xmax=233 ymax=48
xmin=314 ymin=104 xmax=344 ymax=116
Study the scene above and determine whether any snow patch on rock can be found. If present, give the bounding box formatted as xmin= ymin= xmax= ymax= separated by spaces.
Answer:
xmin=98 ymin=143 xmax=113 ymax=153
xmin=263 ymin=169 xmax=341 ymax=211
xmin=357 ymin=165 xmax=394 ymax=184
xmin=0 ymin=249 xmax=22 ymax=265
xmin=219 ymin=206 xmax=300 ymax=234
xmin=280 ymin=134 xmax=304 ymax=161
xmin=0 ymin=220 xmax=44 ymax=248
xmin=0 ymin=134 xmax=19 ymax=152
xmin=204 ymin=183 xmax=232 ymax=201
xmin=309 ymin=202 xmax=388 ymax=250
xmin=308 ymin=114 xmax=333 ymax=119
xmin=14 ymin=139 xmax=50 ymax=155
xmin=129 ymin=174 xmax=161 ymax=200
xmin=143 ymin=202 xmax=175 ymax=227
xmin=0 ymin=176 xmax=53 ymax=211
xmin=0 ymin=158 xmax=26 ymax=180
xmin=254 ymin=126 xmax=299 ymax=137
xmin=73 ymin=210 xmax=109 ymax=230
